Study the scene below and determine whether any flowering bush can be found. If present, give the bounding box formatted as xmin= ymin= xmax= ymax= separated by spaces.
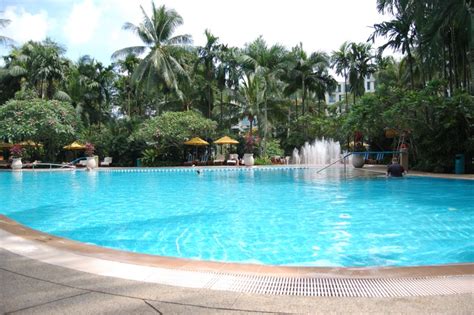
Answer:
xmin=10 ymin=144 xmax=24 ymax=159
xmin=244 ymin=134 xmax=260 ymax=153
xmin=84 ymin=142 xmax=95 ymax=157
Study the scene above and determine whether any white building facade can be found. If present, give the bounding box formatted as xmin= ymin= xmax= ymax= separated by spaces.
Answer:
xmin=325 ymin=74 xmax=376 ymax=105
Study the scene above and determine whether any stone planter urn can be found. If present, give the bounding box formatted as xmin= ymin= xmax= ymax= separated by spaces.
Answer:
xmin=243 ymin=153 xmax=254 ymax=166
xmin=11 ymin=158 xmax=23 ymax=170
xmin=351 ymin=153 xmax=365 ymax=168
xmin=86 ymin=156 xmax=97 ymax=169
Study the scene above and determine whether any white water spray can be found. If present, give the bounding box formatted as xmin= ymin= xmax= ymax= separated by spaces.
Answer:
xmin=291 ymin=138 xmax=341 ymax=165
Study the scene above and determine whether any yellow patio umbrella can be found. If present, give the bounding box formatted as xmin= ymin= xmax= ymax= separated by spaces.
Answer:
xmin=184 ymin=137 xmax=209 ymax=146
xmin=214 ymin=136 xmax=239 ymax=145
xmin=214 ymin=135 xmax=239 ymax=155
xmin=63 ymin=141 xmax=86 ymax=150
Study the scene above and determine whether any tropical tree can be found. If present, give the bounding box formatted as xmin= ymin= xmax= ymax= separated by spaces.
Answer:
xmin=331 ymin=41 xmax=351 ymax=111
xmin=347 ymin=42 xmax=377 ymax=105
xmin=195 ymin=29 xmax=221 ymax=118
xmin=369 ymin=13 xmax=417 ymax=89
xmin=282 ymin=44 xmax=335 ymax=116
xmin=240 ymin=37 xmax=288 ymax=154
xmin=0 ymin=18 xmax=13 ymax=46
xmin=3 ymin=39 xmax=70 ymax=100
xmin=67 ymin=56 xmax=115 ymax=131
xmin=112 ymin=2 xmax=192 ymax=100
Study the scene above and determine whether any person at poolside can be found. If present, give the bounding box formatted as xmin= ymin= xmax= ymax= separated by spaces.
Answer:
xmin=387 ymin=157 xmax=405 ymax=177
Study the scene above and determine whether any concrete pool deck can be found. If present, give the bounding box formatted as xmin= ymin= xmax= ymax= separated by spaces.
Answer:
xmin=1 ymin=166 xmax=473 ymax=313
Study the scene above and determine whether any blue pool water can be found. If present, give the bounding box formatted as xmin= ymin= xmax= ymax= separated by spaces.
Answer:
xmin=1 ymin=168 xmax=473 ymax=267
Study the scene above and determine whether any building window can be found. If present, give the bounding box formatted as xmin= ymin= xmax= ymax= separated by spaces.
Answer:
xmin=366 ymin=81 xmax=371 ymax=90
xmin=338 ymin=95 xmax=342 ymax=101
xmin=337 ymin=84 xmax=341 ymax=92
xmin=329 ymin=94 xmax=335 ymax=103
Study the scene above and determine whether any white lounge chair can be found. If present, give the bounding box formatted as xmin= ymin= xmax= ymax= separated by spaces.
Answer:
xmin=213 ymin=154 xmax=225 ymax=165
xmin=100 ymin=157 xmax=112 ymax=167
xmin=226 ymin=153 xmax=239 ymax=166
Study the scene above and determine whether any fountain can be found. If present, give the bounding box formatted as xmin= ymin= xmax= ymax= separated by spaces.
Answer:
xmin=291 ymin=138 xmax=341 ymax=165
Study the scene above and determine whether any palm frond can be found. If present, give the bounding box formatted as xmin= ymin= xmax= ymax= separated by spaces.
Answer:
xmin=111 ymin=46 xmax=146 ymax=60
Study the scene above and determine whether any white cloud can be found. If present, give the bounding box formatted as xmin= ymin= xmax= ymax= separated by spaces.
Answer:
xmin=3 ymin=6 xmax=51 ymax=43
xmin=63 ymin=0 xmax=101 ymax=45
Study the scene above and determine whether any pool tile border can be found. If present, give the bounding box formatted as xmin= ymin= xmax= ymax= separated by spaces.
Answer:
xmin=1 ymin=215 xmax=473 ymax=278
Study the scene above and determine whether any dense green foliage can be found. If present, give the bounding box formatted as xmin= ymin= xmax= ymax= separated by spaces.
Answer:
xmin=0 ymin=98 xmax=80 ymax=160
xmin=136 ymin=111 xmax=217 ymax=161
xmin=0 ymin=0 xmax=472 ymax=172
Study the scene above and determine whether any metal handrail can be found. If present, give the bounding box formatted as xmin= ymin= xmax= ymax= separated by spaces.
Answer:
xmin=30 ymin=162 xmax=76 ymax=170
xmin=316 ymin=150 xmax=403 ymax=174
xmin=316 ymin=153 xmax=353 ymax=174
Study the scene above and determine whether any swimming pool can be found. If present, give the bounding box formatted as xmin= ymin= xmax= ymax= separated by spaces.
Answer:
xmin=1 ymin=167 xmax=473 ymax=267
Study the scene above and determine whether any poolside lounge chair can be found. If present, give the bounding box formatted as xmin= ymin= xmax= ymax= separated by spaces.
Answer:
xmin=197 ymin=154 xmax=209 ymax=166
xmin=226 ymin=154 xmax=239 ymax=166
xmin=213 ymin=154 xmax=225 ymax=165
xmin=100 ymin=157 xmax=113 ymax=167
xmin=184 ymin=153 xmax=195 ymax=166
xmin=376 ymin=152 xmax=385 ymax=163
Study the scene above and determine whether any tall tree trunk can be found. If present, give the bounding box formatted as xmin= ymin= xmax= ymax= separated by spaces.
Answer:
xmin=448 ymin=37 xmax=454 ymax=96
xmin=208 ymin=85 xmax=212 ymax=118
xmin=443 ymin=46 xmax=449 ymax=97
xmin=344 ymin=71 xmax=348 ymax=112
xmin=451 ymin=27 xmax=459 ymax=91
xmin=302 ymin=76 xmax=306 ymax=115
xmin=406 ymin=47 xmax=415 ymax=89
xmin=419 ymin=42 xmax=426 ymax=87
xmin=220 ymin=90 xmax=223 ymax=127
xmin=263 ymin=100 xmax=268 ymax=156
xmin=287 ymin=104 xmax=291 ymax=138
xmin=295 ymin=96 xmax=298 ymax=120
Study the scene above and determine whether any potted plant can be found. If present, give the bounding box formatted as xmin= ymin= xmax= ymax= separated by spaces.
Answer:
xmin=10 ymin=144 xmax=24 ymax=170
xmin=351 ymin=142 xmax=366 ymax=168
xmin=84 ymin=142 xmax=97 ymax=169
xmin=243 ymin=134 xmax=258 ymax=166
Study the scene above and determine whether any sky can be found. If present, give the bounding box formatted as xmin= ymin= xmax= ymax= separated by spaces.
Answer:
xmin=0 ymin=0 xmax=391 ymax=66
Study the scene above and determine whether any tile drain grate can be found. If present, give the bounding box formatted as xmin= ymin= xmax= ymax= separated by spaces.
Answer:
xmin=200 ymin=273 xmax=473 ymax=297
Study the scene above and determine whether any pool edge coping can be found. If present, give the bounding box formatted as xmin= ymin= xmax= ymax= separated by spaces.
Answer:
xmin=1 ymin=215 xmax=473 ymax=279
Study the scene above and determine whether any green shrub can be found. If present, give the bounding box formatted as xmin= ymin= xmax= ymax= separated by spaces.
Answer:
xmin=254 ymin=156 xmax=272 ymax=165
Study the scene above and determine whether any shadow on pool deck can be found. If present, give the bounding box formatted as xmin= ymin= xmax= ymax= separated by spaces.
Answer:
xmin=1 ymin=249 xmax=473 ymax=314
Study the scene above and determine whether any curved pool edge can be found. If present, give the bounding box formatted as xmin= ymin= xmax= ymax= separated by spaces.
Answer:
xmin=0 ymin=215 xmax=474 ymax=291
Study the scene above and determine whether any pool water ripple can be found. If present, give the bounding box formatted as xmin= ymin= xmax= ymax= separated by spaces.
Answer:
xmin=1 ymin=168 xmax=473 ymax=267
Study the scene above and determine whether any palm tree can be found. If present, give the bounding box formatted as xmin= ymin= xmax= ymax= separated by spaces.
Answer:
xmin=331 ymin=41 xmax=351 ymax=111
xmin=4 ymin=39 xmax=69 ymax=100
xmin=347 ymin=42 xmax=377 ymax=105
xmin=112 ymin=2 xmax=192 ymax=100
xmin=240 ymin=37 xmax=288 ymax=154
xmin=67 ymin=56 xmax=114 ymax=130
xmin=282 ymin=44 xmax=334 ymax=116
xmin=196 ymin=30 xmax=221 ymax=118
xmin=369 ymin=13 xmax=416 ymax=89
xmin=0 ymin=18 xmax=13 ymax=46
